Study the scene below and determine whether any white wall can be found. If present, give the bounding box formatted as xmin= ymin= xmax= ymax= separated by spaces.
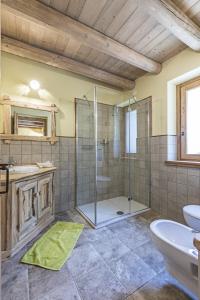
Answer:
xmin=133 ymin=48 xmax=200 ymax=136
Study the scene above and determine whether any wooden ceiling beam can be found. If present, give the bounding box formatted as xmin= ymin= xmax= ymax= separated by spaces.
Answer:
xmin=143 ymin=0 xmax=200 ymax=51
xmin=2 ymin=0 xmax=162 ymax=74
xmin=1 ymin=36 xmax=135 ymax=90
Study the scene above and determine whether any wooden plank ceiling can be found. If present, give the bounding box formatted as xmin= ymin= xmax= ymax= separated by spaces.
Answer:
xmin=2 ymin=0 xmax=200 ymax=89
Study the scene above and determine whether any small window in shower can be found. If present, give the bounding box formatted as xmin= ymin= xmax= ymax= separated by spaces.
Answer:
xmin=126 ymin=110 xmax=137 ymax=153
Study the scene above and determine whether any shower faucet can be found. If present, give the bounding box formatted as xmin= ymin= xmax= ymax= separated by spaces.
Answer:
xmin=100 ymin=138 xmax=109 ymax=145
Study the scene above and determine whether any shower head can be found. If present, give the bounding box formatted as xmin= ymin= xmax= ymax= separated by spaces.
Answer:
xmin=112 ymin=105 xmax=120 ymax=116
xmin=132 ymin=96 xmax=137 ymax=103
xmin=82 ymin=95 xmax=90 ymax=105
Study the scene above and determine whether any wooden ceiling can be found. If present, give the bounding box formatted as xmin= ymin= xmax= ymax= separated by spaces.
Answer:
xmin=2 ymin=0 xmax=200 ymax=90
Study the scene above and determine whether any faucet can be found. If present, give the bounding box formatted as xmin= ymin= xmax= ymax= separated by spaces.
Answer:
xmin=192 ymin=229 xmax=200 ymax=233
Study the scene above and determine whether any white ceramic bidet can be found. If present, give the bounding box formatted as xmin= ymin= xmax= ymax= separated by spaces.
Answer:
xmin=183 ymin=205 xmax=200 ymax=232
xmin=150 ymin=219 xmax=198 ymax=298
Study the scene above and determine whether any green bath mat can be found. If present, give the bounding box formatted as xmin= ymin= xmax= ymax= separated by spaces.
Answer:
xmin=21 ymin=221 xmax=84 ymax=270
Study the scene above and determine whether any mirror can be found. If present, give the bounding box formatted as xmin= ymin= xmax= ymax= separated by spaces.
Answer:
xmin=0 ymin=95 xmax=58 ymax=144
xmin=14 ymin=113 xmax=48 ymax=136
xmin=12 ymin=107 xmax=51 ymax=137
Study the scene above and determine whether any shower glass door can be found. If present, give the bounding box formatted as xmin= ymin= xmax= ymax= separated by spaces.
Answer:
xmin=125 ymin=98 xmax=152 ymax=215
xmin=95 ymin=87 xmax=131 ymax=226
xmin=75 ymin=98 xmax=97 ymax=224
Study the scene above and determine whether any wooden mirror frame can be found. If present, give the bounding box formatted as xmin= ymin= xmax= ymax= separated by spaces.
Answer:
xmin=0 ymin=95 xmax=58 ymax=144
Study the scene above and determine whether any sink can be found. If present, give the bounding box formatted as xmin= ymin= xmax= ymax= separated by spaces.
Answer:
xmin=9 ymin=165 xmax=40 ymax=174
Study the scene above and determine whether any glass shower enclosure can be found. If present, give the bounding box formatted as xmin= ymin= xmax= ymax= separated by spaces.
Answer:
xmin=75 ymin=87 xmax=151 ymax=228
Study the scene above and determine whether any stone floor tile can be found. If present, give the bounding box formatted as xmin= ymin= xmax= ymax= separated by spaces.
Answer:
xmin=75 ymin=230 xmax=90 ymax=248
xmin=66 ymin=243 xmax=105 ymax=278
xmin=76 ymin=263 xmax=127 ymax=300
xmin=127 ymin=216 xmax=149 ymax=229
xmin=108 ymin=220 xmax=133 ymax=232
xmin=2 ymin=260 xmax=29 ymax=300
xmin=67 ymin=209 xmax=90 ymax=227
xmin=84 ymin=226 xmax=116 ymax=242
xmin=126 ymin=271 xmax=198 ymax=300
xmin=41 ymin=285 xmax=81 ymax=300
xmin=109 ymin=251 xmax=156 ymax=294
xmin=127 ymin=217 xmax=152 ymax=237
xmin=92 ymin=235 xmax=130 ymax=262
xmin=109 ymin=220 xmax=151 ymax=250
xmin=133 ymin=240 xmax=165 ymax=274
xmin=137 ymin=210 xmax=161 ymax=224
xmin=28 ymin=265 xmax=81 ymax=300
xmin=55 ymin=212 xmax=72 ymax=222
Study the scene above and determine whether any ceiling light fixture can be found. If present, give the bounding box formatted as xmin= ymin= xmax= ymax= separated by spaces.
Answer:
xmin=29 ymin=80 xmax=40 ymax=90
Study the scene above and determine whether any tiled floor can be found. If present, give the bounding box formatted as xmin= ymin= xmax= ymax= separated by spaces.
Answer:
xmin=2 ymin=210 xmax=198 ymax=300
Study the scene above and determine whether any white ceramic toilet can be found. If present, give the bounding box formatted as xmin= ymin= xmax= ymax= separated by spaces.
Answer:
xmin=183 ymin=205 xmax=200 ymax=231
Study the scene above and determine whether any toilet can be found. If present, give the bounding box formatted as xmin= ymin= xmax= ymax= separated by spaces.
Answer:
xmin=183 ymin=205 xmax=200 ymax=232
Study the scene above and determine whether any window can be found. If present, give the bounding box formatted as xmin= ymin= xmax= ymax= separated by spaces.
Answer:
xmin=125 ymin=110 xmax=137 ymax=153
xmin=177 ymin=77 xmax=200 ymax=161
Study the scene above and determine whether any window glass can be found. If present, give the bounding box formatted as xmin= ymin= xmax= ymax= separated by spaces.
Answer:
xmin=126 ymin=110 xmax=137 ymax=153
xmin=186 ymin=86 xmax=200 ymax=154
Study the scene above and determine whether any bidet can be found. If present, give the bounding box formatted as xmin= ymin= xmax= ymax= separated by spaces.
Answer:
xmin=150 ymin=219 xmax=198 ymax=298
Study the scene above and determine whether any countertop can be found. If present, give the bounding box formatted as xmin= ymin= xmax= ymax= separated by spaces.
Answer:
xmin=0 ymin=167 xmax=56 ymax=183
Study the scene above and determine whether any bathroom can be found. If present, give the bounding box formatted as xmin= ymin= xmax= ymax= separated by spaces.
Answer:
xmin=1 ymin=1 xmax=200 ymax=299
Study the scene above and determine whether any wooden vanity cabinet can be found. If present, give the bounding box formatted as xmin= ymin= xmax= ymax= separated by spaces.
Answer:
xmin=1 ymin=169 xmax=55 ymax=259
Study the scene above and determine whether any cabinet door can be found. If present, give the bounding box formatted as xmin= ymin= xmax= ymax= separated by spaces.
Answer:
xmin=17 ymin=181 xmax=38 ymax=238
xmin=1 ymin=193 xmax=9 ymax=252
xmin=38 ymin=175 xmax=53 ymax=219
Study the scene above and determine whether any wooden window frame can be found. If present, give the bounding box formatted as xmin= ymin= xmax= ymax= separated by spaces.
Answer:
xmin=177 ymin=76 xmax=200 ymax=161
